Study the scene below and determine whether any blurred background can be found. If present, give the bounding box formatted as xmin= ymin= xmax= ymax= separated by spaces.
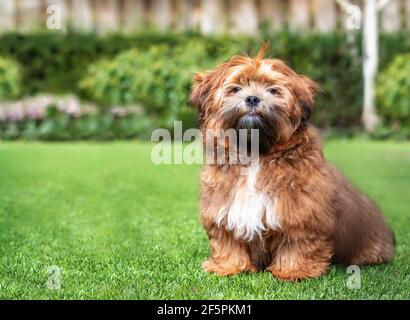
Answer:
xmin=0 ymin=0 xmax=409 ymax=140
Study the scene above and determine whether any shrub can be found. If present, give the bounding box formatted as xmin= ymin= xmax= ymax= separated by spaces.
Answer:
xmin=263 ymin=31 xmax=364 ymax=129
xmin=79 ymin=39 xmax=245 ymax=129
xmin=0 ymin=94 xmax=152 ymax=140
xmin=80 ymin=32 xmax=365 ymax=130
xmin=0 ymin=32 xmax=189 ymax=95
xmin=1 ymin=31 xmax=410 ymax=137
xmin=377 ymin=53 xmax=410 ymax=127
xmin=0 ymin=110 xmax=152 ymax=141
xmin=0 ymin=56 xmax=21 ymax=101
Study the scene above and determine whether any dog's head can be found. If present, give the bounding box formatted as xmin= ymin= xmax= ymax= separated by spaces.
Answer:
xmin=190 ymin=44 xmax=320 ymax=152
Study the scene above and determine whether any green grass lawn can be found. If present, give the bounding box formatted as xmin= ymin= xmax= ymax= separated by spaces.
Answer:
xmin=0 ymin=139 xmax=409 ymax=299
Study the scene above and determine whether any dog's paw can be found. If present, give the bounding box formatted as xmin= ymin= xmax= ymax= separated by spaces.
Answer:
xmin=202 ymin=259 xmax=255 ymax=276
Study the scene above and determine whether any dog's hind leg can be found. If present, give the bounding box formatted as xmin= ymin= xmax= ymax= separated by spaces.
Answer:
xmin=349 ymin=235 xmax=395 ymax=266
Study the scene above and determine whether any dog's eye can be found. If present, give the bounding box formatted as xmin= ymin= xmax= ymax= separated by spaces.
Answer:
xmin=231 ymin=86 xmax=242 ymax=93
xmin=268 ymin=88 xmax=279 ymax=95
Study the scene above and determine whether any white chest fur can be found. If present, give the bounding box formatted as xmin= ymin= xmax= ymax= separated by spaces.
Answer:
xmin=216 ymin=164 xmax=279 ymax=241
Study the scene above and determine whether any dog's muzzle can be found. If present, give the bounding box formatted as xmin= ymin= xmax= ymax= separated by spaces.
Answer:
xmin=236 ymin=113 xmax=264 ymax=131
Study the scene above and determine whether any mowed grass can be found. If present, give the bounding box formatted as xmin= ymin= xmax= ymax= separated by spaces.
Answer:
xmin=0 ymin=139 xmax=409 ymax=300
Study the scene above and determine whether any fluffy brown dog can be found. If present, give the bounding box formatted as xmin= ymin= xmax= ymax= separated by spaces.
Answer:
xmin=189 ymin=45 xmax=395 ymax=281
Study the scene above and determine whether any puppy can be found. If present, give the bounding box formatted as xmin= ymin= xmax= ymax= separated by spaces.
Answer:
xmin=189 ymin=45 xmax=395 ymax=281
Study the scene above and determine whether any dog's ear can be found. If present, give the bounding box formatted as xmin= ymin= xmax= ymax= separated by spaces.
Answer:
xmin=190 ymin=72 xmax=213 ymax=123
xmin=267 ymin=59 xmax=320 ymax=125
xmin=189 ymin=72 xmax=209 ymax=109
xmin=295 ymin=75 xmax=321 ymax=126
xmin=190 ymin=64 xmax=228 ymax=122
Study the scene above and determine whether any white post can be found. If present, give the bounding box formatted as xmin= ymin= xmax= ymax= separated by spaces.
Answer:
xmin=362 ymin=0 xmax=380 ymax=132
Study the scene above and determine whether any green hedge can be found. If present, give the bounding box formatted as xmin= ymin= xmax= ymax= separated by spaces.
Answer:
xmin=0 ymin=32 xmax=191 ymax=95
xmin=79 ymin=39 xmax=245 ymax=129
xmin=377 ymin=53 xmax=410 ymax=125
xmin=1 ymin=31 xmax=410 ymax=136
xmin=373 ymin=53 xmax=410 ymax=140
xmin=0 ymin=106 xmax=152 ymax=141
xmin=78 ymin=32 xmax=366 ymax=131
xmin=0 ymin=55 xmax=21 ymax=101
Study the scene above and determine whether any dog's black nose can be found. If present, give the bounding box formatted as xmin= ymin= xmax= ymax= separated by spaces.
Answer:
xmin=245 ymin=96 xmax=260 ymax=107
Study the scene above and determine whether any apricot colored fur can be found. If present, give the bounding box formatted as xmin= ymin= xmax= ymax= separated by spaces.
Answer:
xmin=190 ymin=49 xmax=395 ymax=281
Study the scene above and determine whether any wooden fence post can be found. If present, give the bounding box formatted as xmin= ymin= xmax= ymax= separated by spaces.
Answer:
xmin=174 ymin=0 xmax=200 ymax=31
xmin=289 ymin=0 xmax=311 ymax=31
xmin=406 ymin=0 xmax=410 ymax=29
xmin=381 ymin=0 xmax=401 ymax=32
xmin=95 ymin=0 xmax=120 ymax=34
xmin=258 ymin=0 xmax=286 ymax=31
xmin=313 ymin=0 xmax=337 ymax=32
xmin=16 ymin=0 xmax=43 ymax=32
xmin=71 ymin=0 xmax=94 ymax=31
xmin=0 ymin=0 xmax=16 ymax=32
xmin=229 ymin=0 xmax=258 ymax=35
xmin=122 ymin=0 xmax=145 ymax=32
xmin=199 ymin=0 xmax=225 ymax=34
xmin=149 ymin=0 xmax=173 ymax=31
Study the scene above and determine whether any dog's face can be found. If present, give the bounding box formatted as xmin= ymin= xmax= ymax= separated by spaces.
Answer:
xmin=190 ymin=48 xmax=319 ymax=152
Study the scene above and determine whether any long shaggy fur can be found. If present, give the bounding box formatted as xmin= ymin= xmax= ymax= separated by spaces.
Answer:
xmin=190 ymin=47 xmax=395 ymax=281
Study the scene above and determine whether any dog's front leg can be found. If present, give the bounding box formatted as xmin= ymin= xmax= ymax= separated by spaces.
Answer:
xmin=202 ymin=227 xmax=255 ymax=276
xmin=269 ymin=235 xmax=332 ymax=281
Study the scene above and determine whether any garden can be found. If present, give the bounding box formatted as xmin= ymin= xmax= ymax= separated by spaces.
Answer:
xmin=1 ymin=31 xmax=410 ymax=140
xmin=1 ymin=27 xmax=410 ymax=299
